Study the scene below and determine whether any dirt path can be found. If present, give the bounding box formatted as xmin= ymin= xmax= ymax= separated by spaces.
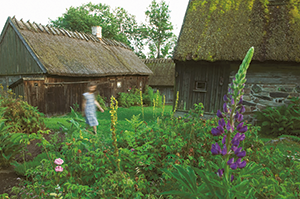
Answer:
xmin=0 ymin=167 xmax=21 ymax=195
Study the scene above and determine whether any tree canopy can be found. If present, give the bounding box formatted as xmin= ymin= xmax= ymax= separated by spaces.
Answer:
xmin=50 ymin=1 xmax=176 ymax=59
xmin=143 ymin=0 xmax=177 ymax=58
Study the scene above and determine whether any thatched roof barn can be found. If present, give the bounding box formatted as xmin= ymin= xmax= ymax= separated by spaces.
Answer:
xmin=173 ymin=0 xmax=300 ymax=113
xmin=143 ymin=59 xmax=175 ymax=104
xmin=0 ymin=16 xmax=152 ymax=115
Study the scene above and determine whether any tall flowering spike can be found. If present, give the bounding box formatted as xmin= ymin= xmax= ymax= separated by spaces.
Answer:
xmin=219 ymin=118 xmax=226 ymax=127
xmin=211 ymin=143 xmax=221 ymax=155
xmin=217 ymin=110 xmax=224 ymax=118
xmin=221 ymin=144 xmax=227 ymax=156
xmin=210 ymin=47 xmax=254 ymax=180
xmin=237 ymin=122 xmax=248 ymax=133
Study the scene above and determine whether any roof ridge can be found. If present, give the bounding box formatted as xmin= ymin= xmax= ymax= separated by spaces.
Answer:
xmin=143 ymin=58 xmax=174 ymax=64
xmin=11 ymin=17 xmax=131 ymax=50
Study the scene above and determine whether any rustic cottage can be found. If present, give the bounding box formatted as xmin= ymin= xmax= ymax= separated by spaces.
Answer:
xmin=142 ymin=59 xmax=175 ymax=105
xmin=0 ymin=16 xmax=152 ymax=115
xmin=173 ymin=0 xmax=300 ymax=114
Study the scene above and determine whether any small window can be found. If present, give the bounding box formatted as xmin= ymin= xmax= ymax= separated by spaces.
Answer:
xmin=117 ymin=81 xmax=122 ymax=88
xmin=34 ymin=83 xmax=38 ymax=87
xmin=195 ymin=81 xmax=206 ymax=90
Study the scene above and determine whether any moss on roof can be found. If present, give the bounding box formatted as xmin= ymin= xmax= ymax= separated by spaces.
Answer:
xmin=174 ymin=0 xmax=300 ymax=62
xmin=11 ymin=17 xmax=152 ymax=76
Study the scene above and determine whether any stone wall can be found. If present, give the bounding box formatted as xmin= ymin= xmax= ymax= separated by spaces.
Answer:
xmin=243 ymin=83 xmax=298 ymax=113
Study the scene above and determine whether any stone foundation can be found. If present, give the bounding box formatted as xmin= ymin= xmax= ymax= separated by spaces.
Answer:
xmin=243 ymin=83 xmax=298 ymax=113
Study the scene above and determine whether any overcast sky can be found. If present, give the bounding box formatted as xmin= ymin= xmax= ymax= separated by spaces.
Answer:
xmin=0 ymin=0 xmax=189 ymax=37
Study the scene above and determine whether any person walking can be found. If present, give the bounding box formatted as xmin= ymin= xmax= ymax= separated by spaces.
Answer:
xmin=82 ymin=82 xmax=104 ymax=134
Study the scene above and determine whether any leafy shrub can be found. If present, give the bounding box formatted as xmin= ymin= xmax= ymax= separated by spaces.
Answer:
xmin=254 ymin=97 xmax=300 ymax=137
xmin=143 ymin=86 xmax=163 ymax=107
xmin=13 ymin=152 xmax=49 ymax=176
xmin=0 ymin=95 xmax=45 ymax=134
xmin=117 ymin=87 xmax=140 ymax=108
xmin=96 ymin=94 xmax=108 ymax=110
xmin=0 ymin=107 xmax=29 ymax=168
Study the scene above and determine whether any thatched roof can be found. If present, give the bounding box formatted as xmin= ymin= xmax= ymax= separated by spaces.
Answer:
xmin=174 ymin=0 xmax=300 ymax=62
xmin=142 ymin=59 xmax=175 ymax=86
xmin=5 ymin=16 xmax=152 ymax=76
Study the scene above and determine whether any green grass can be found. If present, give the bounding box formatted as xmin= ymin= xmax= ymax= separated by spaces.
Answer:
xmin=44 ymin=105 xmax=172 ymax=132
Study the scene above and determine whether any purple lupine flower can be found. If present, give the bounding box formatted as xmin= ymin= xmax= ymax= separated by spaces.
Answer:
xmin=223 ymin=103 xmax=228 ymax=113
xmin=211 ymin=126 xmax=224 ymax=136
xmin=239 ymin=134 xmax=245 ymax=141
xmin=211 ymin=143 xmax=221 ymax=155
xmin=216 ymin=168 xmax=224 ymax=177
xmin=222 ymin=135 xmax=227 ymax=145
xmin=230 ymin=163 xmax=237 ymax=170
xmin=234 ymin=147 xmax=242 ymax=155
xmin=226 ymin=122 xmax=234 ymax=132
xmin=221 ymin=144 xmax=227 ymax=156
xmin=217 ymin=110 xmax=224 ymax=118
xmin=238 ymin=97 xmax=243 ymax=105
xmin=239 ymin=106 xmax=246 ymax=113
xmin=223 ymin=95 xmax=228 ymax=102
xmin=231 ymin=98 xmax=235 ymax=105
xmin=231 ymin=133 xmax=240 ymax=146
xmin=237 ymin=151 xmax=246 ymax=158
xmin=238 ymin=160 xmax=247 ymax=169
xmin=219 ymin=118 xmax=226 ymax=127
xmin=231 ymin=175 xmax=234 ymax=182
xmin=231 ymin=145 xmax=238 ymax=152
xmin=237 ymin=122 xmax=247 ymax=133
xmin=237 ymin=113 xmax=243 ymax=122
xmin=227 ymin=158 xmax=234 ymax=165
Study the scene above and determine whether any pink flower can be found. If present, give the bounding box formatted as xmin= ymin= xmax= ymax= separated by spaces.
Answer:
xmin=55 ymin=166 xmax=63 ymax=172
xmin=54 ymin=158 xmax=64 ymax=165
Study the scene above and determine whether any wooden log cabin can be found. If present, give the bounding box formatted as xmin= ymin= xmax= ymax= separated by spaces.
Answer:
xmin=173 ymin=0 xmax=300 ymax=114
xmin=142 ymin=59 xmax=175 ymax=105
xmin=0 ymin=17 xmax=152 ymax=116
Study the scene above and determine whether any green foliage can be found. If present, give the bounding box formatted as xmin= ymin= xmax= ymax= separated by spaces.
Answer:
xmin=0 ymin=106 xmax=34 ymax=168
xmin=117 ymin=88 xmax=140 ymax=108
xmin=0 ymin=88 xmax=45 ymax=134
xmin=6 ymin=102 xmax=300 ymax=198
xmin=96 ymin=94 xmax=108 ymax=111
xmin=254 ymin=97 xmax=300 ymax=136
xmin=143 ymin=0 xmax=177 ymax=58
xmin=142 ymin=86 xmax=163 ymax=107
xmin=13 ymin=152 xmax=49 ymax=176
xmin=50 ymin=2 xmax=146 ymax=58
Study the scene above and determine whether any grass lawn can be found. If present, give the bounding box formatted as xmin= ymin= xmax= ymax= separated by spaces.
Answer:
xmin=44 ymin=105 xmax=173 ymax=140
